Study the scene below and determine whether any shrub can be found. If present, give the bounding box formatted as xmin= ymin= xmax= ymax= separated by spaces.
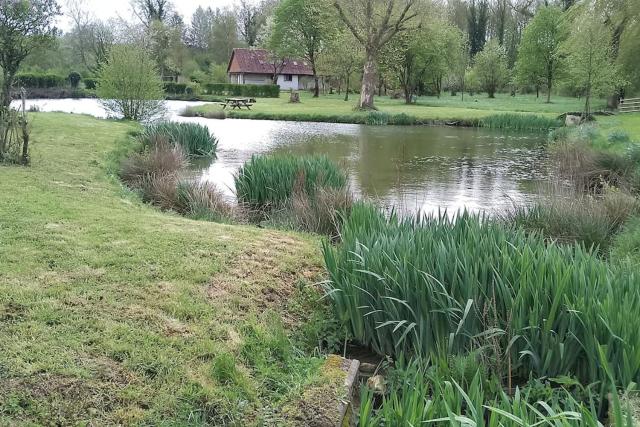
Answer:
xmin=203 ymin=83 xmax=280 ymax=98
xmin=83 ymin=78 xmax=97 ymax=90
xmin=141 ymin=122 xmax=218 ymax=157
xmin=67 ymin=71 xmax=81 ymax=89
xmin=164 ymin=82 xmax=188 ymax=94
xmin=480 ymin=113 xmax=561 ymax=130
xmin=97 ymin=45 xmax=166 ymax=121
xmin=174 ymin=181 xmax=233 ymax=222
xmin=323 ymin=204 xmax=640 ymax=388
xmin=235 ymin=155 xmax=347 ymax=210
xmin=15 ymin=72 xmax=66 ymax=88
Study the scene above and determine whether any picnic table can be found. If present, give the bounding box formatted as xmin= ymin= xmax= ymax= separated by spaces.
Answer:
xmin=222 ymin=98 xmax=255 ymax=110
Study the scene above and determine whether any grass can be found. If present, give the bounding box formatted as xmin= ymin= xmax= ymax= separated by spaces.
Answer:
xmin=323 ymin=204 xmax=640 ymax=390
xmin=188 ymin=92 xmax=602 ymax=125
xmin=141 ymin=122 xmax=218 ymax=157
xmin=0 ymin=113 xmax=332 ymax=425
xmin=235 ymin=154 xmax=347 ymax=210
xmin=480 ymin=113 xmax=561 ymax=130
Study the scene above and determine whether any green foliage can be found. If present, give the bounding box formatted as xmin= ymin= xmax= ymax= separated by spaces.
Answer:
xmin=203 ymin=83 xmax=280 ymax=98
xmin=611 ymin=217 xmax=640 ymax=262
xmin=515 ymin=6 xmax=567 ymax=102
xmin=473 ymin=40 xmax=509 ymax=98
xmin=235 ymin=154 xmax=347 ymax=210
xmin=67 ymin=71 xmax=81 ymax=89
xmin=359 ymin=358 xmax=612 ymax=426
xmin=562 ymin=12 xmax=623 ymax=115
xmin=163 ymin=82 xmax=188 ymax=94
xmin=0 ymin=0 xmax=61 ymax=106
xmin=83 ymin=78 xmax=97 ymax=90
xmin=480 ymin=113 xmax=560 ymax=130
xmin=366 ymin=111 xmax=391 ymax=126
xmin=507 ymin=188 xmax=639 ymax=254
xmin=323 ymin=204 xmax=640 ymax=388
xmin=141 ymin=122 xmax=218 ymax=157
xmin=15 ymin=72 xmax=66 ymax=88
xmin=608 ymin=129 xmax=632 ymax=145
xmin=97 ymin=45 xmax=166 ymax=121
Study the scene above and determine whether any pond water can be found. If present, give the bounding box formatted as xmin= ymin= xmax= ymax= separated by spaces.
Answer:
xmin=17 ymin=98 xmax=549 ymax=215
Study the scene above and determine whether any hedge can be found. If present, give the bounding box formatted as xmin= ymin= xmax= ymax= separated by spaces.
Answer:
xmin=15 ymin=73 xmax=66 ymax=89
xmin=164 ymin=82 xmax=188 ymax=94
xmin=83 ymin=78 xmax=98 ymax=90
xmin=203 ymin=83 xmax=280 ymax=98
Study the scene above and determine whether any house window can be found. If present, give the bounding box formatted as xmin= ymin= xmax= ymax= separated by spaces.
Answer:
xmin=284 ymin=74 xmax=293 ymax=82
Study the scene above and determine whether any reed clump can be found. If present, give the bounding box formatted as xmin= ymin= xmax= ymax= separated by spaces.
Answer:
xmin=141 ymin=122 xmax=218 ymax=157
xmin=323 ymin=203 xmax=640 ymax=389
xmin=480 ymin=113 xmax=561 ymax=131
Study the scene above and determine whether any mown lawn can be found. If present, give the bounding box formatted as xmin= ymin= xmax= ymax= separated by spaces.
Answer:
xmin=194 ymin=91 xmax=603 ymax=122
xmin=0 ymin=114 xmax=330 ymax=425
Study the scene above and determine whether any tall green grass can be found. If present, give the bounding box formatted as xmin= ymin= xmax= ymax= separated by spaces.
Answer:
xmin=235 ymin=154 xmax=347 ymax=209
xmin=480 ymin=113 xmax=561 ymax=131
xmin=359 ymin=357 xmax=632 ymax=426
xmin=323 ymin=204 xmax=640 ymax=389
xmin=141 ymin=122 xmax=218 ymax=156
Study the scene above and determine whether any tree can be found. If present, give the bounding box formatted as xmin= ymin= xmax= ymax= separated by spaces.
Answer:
xmin=97 ymin=45 xmax=165 ymax=121
xmin=131 ymin=0 xmax=173 ymax=27
xmin=563 ymin=11 xmax=622 ymax=117
xmin=186 ymin=6 xmax=213 ymax=50
xmin=473 ymin=39 xmax=508 ymax=98
xmin=273 ymin=0 xmax=337 ymax=97
xmin=259 ymin=15 xmax=298 ymax=84
xmin=468 ymin=0 xmax=489 ymax=56
xmin=319 ymin=31 xmax=363 ymax=101
xmin=237 ymin=0 xmax=266 ymax=47
xmin=419 ymin=20 xmax=465 ymax=98
xmin=333 ymin=0 xmax=418 ymax=109
xmin=0 ymin=0 xmax=61 ymax=107
xmin=515 ymin=6 xmax=567 ymax=103
xmin=209 ymin=8 xmax=239 ymax=65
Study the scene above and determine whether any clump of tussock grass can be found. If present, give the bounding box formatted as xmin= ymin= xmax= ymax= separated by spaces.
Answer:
xmin=141 ymin=122 xmax=218 ymax=157
xmin=235 ymin=154 xmax=347 ymax=210
xmin=289 ymin=186 xmax=353 ymax=239
xmin=323 ymin=203 xmax=640 ymax=389
xmin=480 ymin=113 xmax=561 ymax=131
xmin=506 ymin=186 xmax=639 ymax=253
xmin=550 ymin=127 xmax=640 ymax=193
xmin=180 ymin=107 xmax=227 ymax=120
xmin=174 ymin=180 xmax=234 ymax=222
xmin=119 ymin=137 xmax=188 ymax=186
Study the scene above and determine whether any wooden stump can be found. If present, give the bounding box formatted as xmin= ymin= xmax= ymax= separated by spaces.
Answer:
xmin=289 ymin=92 xmax=301 ymax=103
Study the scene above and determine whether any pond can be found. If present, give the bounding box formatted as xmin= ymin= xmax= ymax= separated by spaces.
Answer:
xmin=17 ymin=98 xmax=549 ymax=216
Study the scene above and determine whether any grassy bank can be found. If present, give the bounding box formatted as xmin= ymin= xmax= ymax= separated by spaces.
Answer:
xmin=0 ymin=113 xmax=332 ymax=425
xmin=187 ymin=92 xmax=598 ymax=127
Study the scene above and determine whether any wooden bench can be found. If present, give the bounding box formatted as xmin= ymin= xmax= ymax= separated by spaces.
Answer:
xmin=619 ymin=97 xmax=640 ymax=113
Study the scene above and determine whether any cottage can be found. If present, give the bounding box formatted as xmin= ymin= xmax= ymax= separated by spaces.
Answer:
xmin=227 ymin=48 xmax=315 ymax=91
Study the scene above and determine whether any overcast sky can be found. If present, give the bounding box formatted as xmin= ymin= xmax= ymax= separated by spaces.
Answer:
xmin=58 ymin=0 xmax=250 ymax=31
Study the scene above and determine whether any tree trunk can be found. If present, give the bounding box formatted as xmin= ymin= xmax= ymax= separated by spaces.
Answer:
xmin=1 ymin=71 xmax=13 ymax=108
xmin=546 ymin=79 xmax=552 ymax=104
xmin=358 ymin=52 xmax=377 ymax=110
xmin=344 ymin=73 xmax=350 ymax=102
xmin=536 ymin=85 xmax=539 ymax=99
xmin=313 ymin=76 xmax=320 ymax=97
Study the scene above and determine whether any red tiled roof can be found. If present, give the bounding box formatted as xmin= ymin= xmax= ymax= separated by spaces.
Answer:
xmin=227 ymin=48 xmax=314 ymax=76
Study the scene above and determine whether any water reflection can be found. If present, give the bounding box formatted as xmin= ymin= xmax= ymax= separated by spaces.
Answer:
xmin=19 ymin=98 xmax=548 ymax=216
